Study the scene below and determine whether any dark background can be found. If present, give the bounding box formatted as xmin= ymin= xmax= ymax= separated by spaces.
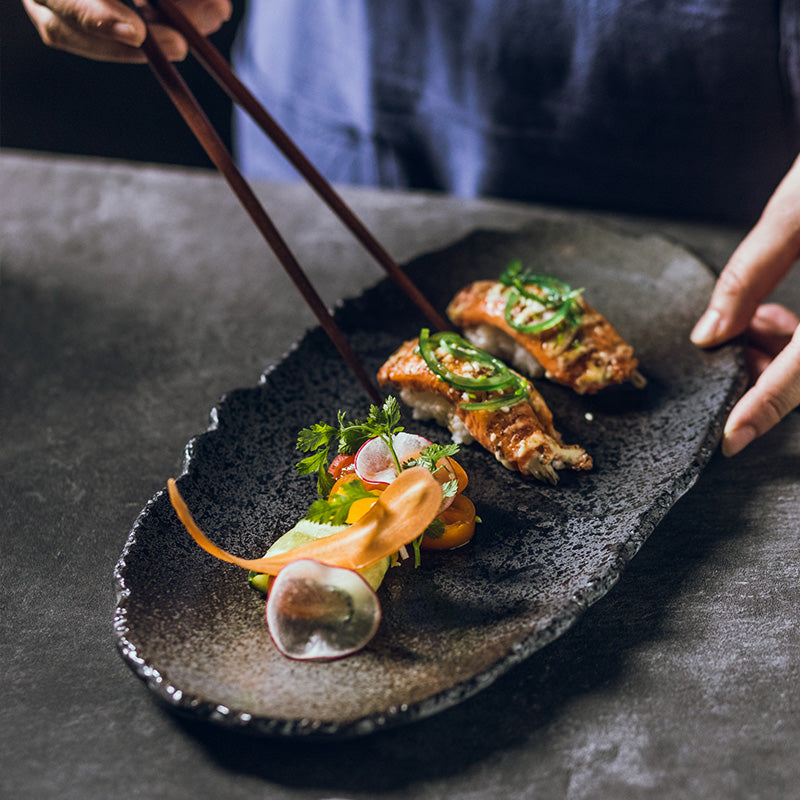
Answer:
xmin=1 ymin=2 xmax=244 ymax=167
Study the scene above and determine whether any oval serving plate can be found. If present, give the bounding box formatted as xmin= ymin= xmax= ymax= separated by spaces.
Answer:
xmin=114 ymin=217 xmax=745 ymax=738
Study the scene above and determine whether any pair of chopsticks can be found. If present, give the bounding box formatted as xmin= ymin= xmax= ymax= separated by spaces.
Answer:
xmin=131 ymin=0 xmax=449 ymax=403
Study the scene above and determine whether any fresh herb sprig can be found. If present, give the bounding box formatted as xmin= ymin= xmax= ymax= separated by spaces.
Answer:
xmin=295 ymin=422 xmax=340 ymax=498
xmin=295 ymin=397 xmax=405 ymax=498
xmin=403 ymin=442 xmax=460 ymax=499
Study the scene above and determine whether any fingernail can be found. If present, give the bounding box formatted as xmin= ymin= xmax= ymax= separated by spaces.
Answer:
xmin=722 ymin=423 xmax=756 ymax=457
xmin=690 ymin=308 xmax=721 ymax=346
xmin=110 ymin=21 xmax=141 ymax=44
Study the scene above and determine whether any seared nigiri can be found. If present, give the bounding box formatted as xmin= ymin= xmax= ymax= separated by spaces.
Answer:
xmin=447 ymin=261 xmax=645 ymax=395
xmin=377 ymin=331 xmax=591 ymax=484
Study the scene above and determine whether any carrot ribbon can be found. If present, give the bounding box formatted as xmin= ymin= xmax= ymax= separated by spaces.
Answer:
xmin=167 ymin=467 xmax=443 ymax=575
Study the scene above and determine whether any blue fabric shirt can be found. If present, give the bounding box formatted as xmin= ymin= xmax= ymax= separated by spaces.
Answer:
xmin=232 ymin=1 xmax=800 ymax=222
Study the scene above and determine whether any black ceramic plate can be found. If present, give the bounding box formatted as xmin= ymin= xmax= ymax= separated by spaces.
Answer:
xmin=114 ymin=218 xmax=745 ymax=738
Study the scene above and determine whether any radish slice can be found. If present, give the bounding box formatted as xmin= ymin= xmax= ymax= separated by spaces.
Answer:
xmin=266 ymin=559 xmax=381 ymax=661
xmin=354 ymin=432 xmax=431 ymax=485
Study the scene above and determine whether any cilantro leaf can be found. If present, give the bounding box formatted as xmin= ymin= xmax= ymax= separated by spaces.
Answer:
xmin=295 ymin=451 xmax=335 ymax=498
xmin=337 ymin=423 xmax=372 ymax=455
xmin=295 ymin=397 xmax=409 ymax=498
xmin=336 ymin=397 xmax=405 ymax=455
xmin=439 ymin=479 xmax=459 ymax=499
xmin=402 ymin=443 xmax=461 ymax=497
xmin=295 ymin=422 xmax=338 ymax=496
xmin=422 ymin=517 xmax=445 ymax=540
xmin=296 ymin=422 xmax=337 ymax=453
xmin=304 ymin=480 xmax=378 ymax=526
xmin=368 ymin=395 xmax=402 ymax=432
xmin=403 ymin=442 xmax=460 ymax=472
xmin=295 ymin=450 xmax=329 ymax=477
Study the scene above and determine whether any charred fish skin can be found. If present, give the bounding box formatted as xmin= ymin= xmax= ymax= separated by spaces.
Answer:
xmin=447 ymin=280 xmax=644 ymax=394
xmin=377 ymin=338 xmax=592 ymax=485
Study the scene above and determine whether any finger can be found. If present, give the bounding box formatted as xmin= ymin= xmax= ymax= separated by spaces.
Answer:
xmin=750 ymin=303 xmax=800 ymax=338
xmin=24 ymin=0 xmax=192 ymax=61
xmin=746 ymin=303 xmax=800 ymax=358
xmin=26 ymin=0 xmax=146 ymax=46
xmin=721 ymin=325 xmax=800 ymax=456
xmin=24 ymin=9 xmax=147 ymax=61
xmin=169 ymin=0 xmax=233 ymax=35
xmin=31 ymin=17 xmax=187 ymax=62
xmin=141 ymin=22 xmax=190 ymax=60
xmin=691 ymin=157 xmax=800 ymax=348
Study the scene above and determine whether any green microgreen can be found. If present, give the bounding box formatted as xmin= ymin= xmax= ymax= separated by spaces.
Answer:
xmin=403 ymin=443 xmax=461 ymax=498
xmin=304 ymin=480 xmax=378 ymax=526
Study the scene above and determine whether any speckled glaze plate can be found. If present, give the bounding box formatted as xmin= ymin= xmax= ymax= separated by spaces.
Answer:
xmin=114 ymin=217 xmax=745 ymax=738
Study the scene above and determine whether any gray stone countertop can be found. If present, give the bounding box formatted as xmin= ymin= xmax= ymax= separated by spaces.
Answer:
xmin=2 ymin=150 xmax=798 ymax=799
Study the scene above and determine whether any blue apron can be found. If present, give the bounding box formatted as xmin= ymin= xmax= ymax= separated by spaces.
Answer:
xmin=232 ymin=1 xmax=800 ymax=222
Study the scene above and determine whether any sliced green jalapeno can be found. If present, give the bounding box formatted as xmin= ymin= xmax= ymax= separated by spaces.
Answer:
xmin=499 ymin=260 xmax=584 ymax=334
xmin=417 ymin=329 xmax=528 ymax=411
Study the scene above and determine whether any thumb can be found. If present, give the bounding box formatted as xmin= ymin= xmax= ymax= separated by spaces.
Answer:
xmin=691 ymin=156 xmax=800 ymax=348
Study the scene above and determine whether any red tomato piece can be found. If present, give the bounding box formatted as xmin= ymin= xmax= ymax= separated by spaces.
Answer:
xmin=328 ymin=453 xmax=356 ymax=480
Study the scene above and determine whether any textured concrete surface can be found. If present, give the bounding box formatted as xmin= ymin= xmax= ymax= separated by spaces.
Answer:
xmin=1 ymin=151 xmax=798 ymax=799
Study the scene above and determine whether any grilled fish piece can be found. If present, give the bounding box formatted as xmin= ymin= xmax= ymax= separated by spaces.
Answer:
xmin=447 ymin=279 xmax=645 ymax=395
xmin=377 ymin=337 xmax=592 ymax=484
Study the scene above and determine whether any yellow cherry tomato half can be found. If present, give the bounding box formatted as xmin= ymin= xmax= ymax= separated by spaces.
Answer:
xmin=328 ymin=472 xmax=382 ymax=524
xmin=345 ymin=496 xmax=380 ymax=524
xmin=422 ymin=493 xmax=476 ymax=550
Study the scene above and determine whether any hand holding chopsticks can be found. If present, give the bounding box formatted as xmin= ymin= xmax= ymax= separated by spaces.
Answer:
xmin=129 ymin=0 xmax=450 ymax=403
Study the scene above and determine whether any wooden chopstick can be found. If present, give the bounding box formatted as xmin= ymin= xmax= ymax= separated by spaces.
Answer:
xmin=135 ymin=22 xmax=382 ymax=402
xmin=148 ymin=0 xmax=450 ymax=334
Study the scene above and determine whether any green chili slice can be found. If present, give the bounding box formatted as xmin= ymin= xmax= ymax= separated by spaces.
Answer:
xmin=417 ymin=329 xmax=528 ymax=411
xmin=504 ymin=287 xmax=584 ymax=334
xmin=459 ymin=380 xmax=529 ymax=411
xmin=499 ymin=260 xmax=570 ymax=306
xmin=418 ymin=329 xmax=516 ymax=392
xmin=499 ymin=260 xmax=584 ymax=335
xmin=437 ymin=332 xmax=512 ymax=370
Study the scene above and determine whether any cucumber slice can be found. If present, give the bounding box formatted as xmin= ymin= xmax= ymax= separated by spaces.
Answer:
xmin=248 ymin=519 xmax=391 ymax=593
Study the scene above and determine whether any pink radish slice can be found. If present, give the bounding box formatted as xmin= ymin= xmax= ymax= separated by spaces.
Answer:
xmin=355 ymin=433 xmax=458 ymax=513
xmin=354 ymin=432 xmax=432 ymax=485
xmin=266 ymin=559 xmax=381 ymax=661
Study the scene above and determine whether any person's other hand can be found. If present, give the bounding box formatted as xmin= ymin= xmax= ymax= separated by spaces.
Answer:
xmin=691 ymin=156 xmax=800 ymax=456
xmin=22 ymin=0 xmax=232 ymax=62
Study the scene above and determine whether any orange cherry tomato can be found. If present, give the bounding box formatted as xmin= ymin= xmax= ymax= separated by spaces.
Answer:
xmin=329 ymin=471 xmax=361 ymax=496
xmin=329 ymin=459 xmax=470 ymax=529
xmin=421 ymin=493 xmax=476 ymax=550
xmin=446 ymin=458 xmax=468 ymax=495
